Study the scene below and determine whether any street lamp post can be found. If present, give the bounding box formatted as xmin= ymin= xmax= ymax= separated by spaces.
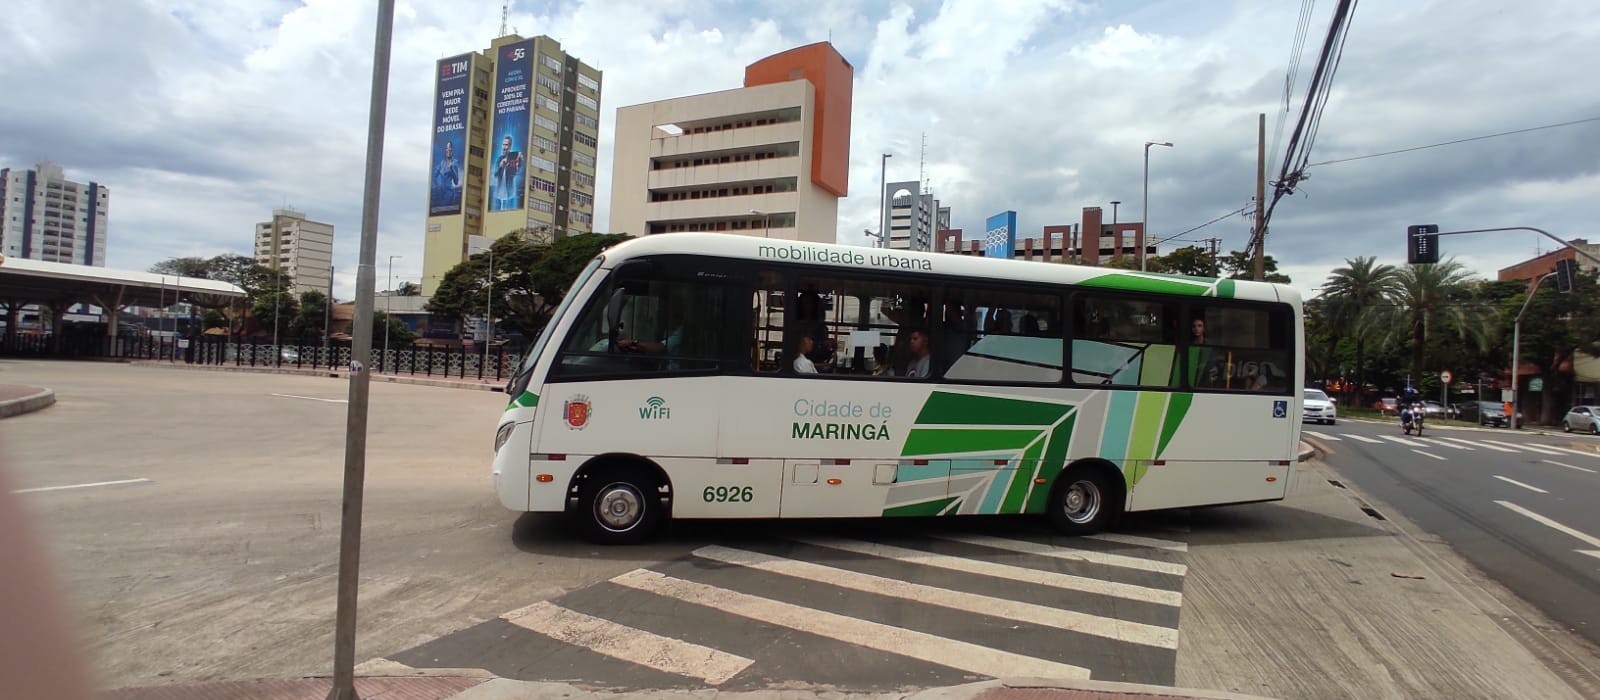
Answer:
xmin=324 ymin=265 xmax=334 ymax=365
xmin=383 ymin=255 xmax=400 ymax=373
xmin=483 ymin=245 xmax=494 ymax=376
xmin=751 ymin=209 xmax=770 ymax=238
xmin=1141 ymin=141 xmax=1173 ymax=271
xmin=877 ymin=153 xmax=892 ymax=248
xmin=1511 ymin=272 xmax=1555 ymax=430
xmin=1110 ymin=200 xmax=1120 ymax=225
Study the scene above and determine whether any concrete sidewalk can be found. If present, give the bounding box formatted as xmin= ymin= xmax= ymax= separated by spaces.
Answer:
xmin=1174 ymin=456 xmax=1600 ymax=699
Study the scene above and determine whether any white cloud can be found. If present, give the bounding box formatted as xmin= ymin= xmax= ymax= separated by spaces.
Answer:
xmin=1 ymin=0 xmax=1596 ymax=302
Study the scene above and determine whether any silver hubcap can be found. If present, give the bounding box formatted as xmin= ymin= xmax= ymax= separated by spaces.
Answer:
xmin=595 ymin=483 xmax=644 ymax=532
xmin=1062 ymin=480 xmax=1101 ymax=525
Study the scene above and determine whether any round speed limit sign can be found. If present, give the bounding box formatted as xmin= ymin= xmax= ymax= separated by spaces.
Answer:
xmin=1440 ymin=370 xmax=1453 ymax=384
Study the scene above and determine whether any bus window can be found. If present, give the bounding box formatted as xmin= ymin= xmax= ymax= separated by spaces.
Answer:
xmin=1071 ymin=295 xmax=1181 ymax=387
xmin=942 ymin=287 xmax=1063 ymax=384
xmin=751 ymin=271 xmax=785 ymax=373
xmin=1188 ymin=304 xmax=1292 ymax=394
xmin=791 ymin=275 xmax=930 ymax=378
xmin=553 ymin=270 xmax=746 ymax=378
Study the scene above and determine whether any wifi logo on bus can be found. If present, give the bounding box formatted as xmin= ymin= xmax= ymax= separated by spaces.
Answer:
xmin=639 ymin=396 xmax=671 ymax=420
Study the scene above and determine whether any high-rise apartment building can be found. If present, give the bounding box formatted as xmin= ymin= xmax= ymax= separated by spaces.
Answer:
xmin=0 ymin=162 xmax=109 ymax=266
xmin=882 ymin=180 xmax=943 ymax=251
xmin=609 ymin=42 xmax=852 ymax=243
xmin=422 ymin=34 xmax=603 ymax=296
xmin=254 ymin=208 xmax=334 ymax=296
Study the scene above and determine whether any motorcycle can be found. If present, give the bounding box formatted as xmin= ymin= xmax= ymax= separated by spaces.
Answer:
xmin=1400 ymin=402 xmax=1425 ymax=436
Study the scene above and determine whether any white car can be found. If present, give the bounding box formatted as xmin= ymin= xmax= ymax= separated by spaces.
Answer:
xmin=1303 ymin=388 xmax=1337 ymax=425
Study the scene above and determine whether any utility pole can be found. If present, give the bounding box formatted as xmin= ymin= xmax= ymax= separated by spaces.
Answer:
xmin=1253 ymin=113 xmax=1266 ymax=281
xmin=324 ymin=265 xmax=334 ymax=364
xmin=1511 ymin=273 xmax=1556 ymax=431
xmin=327 ymin=0 xmax=394 ymax=697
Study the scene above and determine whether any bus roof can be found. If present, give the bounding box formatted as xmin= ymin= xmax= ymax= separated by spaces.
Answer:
xmin=598 ymin=233 xmax=1295 ymax=305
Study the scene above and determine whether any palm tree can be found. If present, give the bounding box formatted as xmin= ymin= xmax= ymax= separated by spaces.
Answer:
xmin=1386 ymin=259 xmax=1488 ymax=384
xmin=1320 ymin=256 xmax=1402 ymax=404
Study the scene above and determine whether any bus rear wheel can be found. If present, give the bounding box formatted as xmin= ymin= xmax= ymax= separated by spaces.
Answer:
xmin=1047 ymin=465 xmax=1120 ymax=535
xmin=577 ymin=467 xmax=664 ymax=545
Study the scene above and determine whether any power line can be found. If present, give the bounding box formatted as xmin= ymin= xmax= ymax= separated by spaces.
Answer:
xmin=1156 ymin=205 xmax=1252 ymax=247
xmin=1306 ymin=116 xmax=1600 ymax=168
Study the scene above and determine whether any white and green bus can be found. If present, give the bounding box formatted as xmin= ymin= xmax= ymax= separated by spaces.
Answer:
xmin=493 ymin=234 xmax=1303 ymax=543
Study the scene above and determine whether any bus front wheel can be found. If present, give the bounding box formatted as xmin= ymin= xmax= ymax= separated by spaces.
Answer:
xmin=577 ymin=467 xmax=664 ymax=545
xmin=1047 ymin=466 xmax=1120 ymax=535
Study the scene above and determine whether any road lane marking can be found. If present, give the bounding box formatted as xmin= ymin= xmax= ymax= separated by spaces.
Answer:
xmin=1495 ymin=501 xmax=1600 ymax=549
xmin=1346 ymin=434 xmax=1384 ymax=444
xmin=1580 ymin=550 xmax=1600 ymax=562
xmin=1481 ymin=440 xmax=1564 ymax=456
xmin=270 ymin=393 xmax=348 ymax=404
xmin=1418 ymin=437 xmax=1473 ymax=450
xmin=1492 ymin=475 xmax=1548 ymax=494
xmin=1381 ymin=435 xmax=1428 ymax=447
xmin=1542 ymin=459 xmax=1597 ymax=474
xmin=1084 ymin=532 xmax=1188 ymax=552
xmin=694 ymin=546 xmax=1177 ymax=648
xmin=610 ymin=568 xmax=1091 ymax=680
xmin=503 ymin=601 xmax=752 ymax=685
xmin=1528 ymin=444 xmax=1600 ymax=459
xmin=1454 ymin=439 xmax=1519 ymax=453
xmin=1303 ymin=430 xmax=1341 ymax=441
xmin=929 ymin=534 xmax=1187 ymax=576
xmin=14 ymin=478 xmax=152 ymax=494
xmin=1410 ymin=449 xmax=1447 ymax=461
xmin=792 ymin=538 xmax=1180 ymax=605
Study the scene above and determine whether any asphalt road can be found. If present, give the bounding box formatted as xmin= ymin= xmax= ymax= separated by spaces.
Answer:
xmin=0 ymin=360 xmax=1191 ymax=692
xmin=1302 ymin=417 xmax=1600 ymax=646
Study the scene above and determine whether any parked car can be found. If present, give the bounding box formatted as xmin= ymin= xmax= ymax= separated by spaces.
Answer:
xmin=1375 ymin=397 xmax=1399 ymax=415
xmin=1303 ymin=388 xmax=1337 ymax=425
xmin=1476 ymin=401 xmax=1523 ymax=428
xmin=1563 ymin=405 xmax=1600 ymax=434
xmin=1421 ymin=401 xmax=1462 ymax=419
xmin=280 ymin=347 xmax=300 ymax=363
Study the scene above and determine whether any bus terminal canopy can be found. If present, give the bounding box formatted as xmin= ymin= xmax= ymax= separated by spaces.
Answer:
xmin=0 ymin=254 xmax=246 ymax=335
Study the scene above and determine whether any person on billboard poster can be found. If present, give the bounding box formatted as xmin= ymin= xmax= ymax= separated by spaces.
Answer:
xmin=493 ymin=134 xmax=524 ymax=210
xmin=430 ymin=139 xmax=462 ymax=211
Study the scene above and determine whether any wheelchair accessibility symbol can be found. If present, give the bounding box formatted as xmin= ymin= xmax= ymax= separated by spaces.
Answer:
xmin=1272 ymin=400 xmax=1288 ymax=419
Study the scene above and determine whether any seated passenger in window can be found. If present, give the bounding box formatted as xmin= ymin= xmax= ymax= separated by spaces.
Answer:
xmin=792 ymin=335 xmax=818 ymax=374
xmin=903 ymin=328 xmax=932 ymax=379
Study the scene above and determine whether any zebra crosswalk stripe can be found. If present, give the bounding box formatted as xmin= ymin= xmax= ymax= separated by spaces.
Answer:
xmin=609 ymin=568 xmax=1093 ymax=680
xmin=1346 ymin=434 xmax=1383 ymax=444
xmin=1303 ymin=430 xmax=1341 ymax=441
xmin=693 ymin=546 xmax=1178 ymax=649
xmin=1418 ymin=437 xmax=1472 ymax=450
xmin=929 ymin=534 xmax=1187 ymax=576
xmin=1453 ymin=438 xmax=1517 ymax=453
xmin=791 ymin=537 xmax=1181 ymax=606
xmin=1482 ymin=440 xmax=1564 ymax=455
xmin=503 ymin=601 xmax=754 ymax=685
xmin=1378 ymin=435 xmax=1428 ymax=447
xmin=1084 ymin=532 xmax=1188 ymax=552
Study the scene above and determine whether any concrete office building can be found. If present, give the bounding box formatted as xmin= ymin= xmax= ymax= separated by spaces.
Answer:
xmin=422 ymin=34 xmax=603 ymax=296
xmin=1497 ymin=238 xmax=1600 ymax=282
xmin=938 ymin=207 xmax=1152 ymax=263
xmin=0 ymin=162 xmax=109 ymax=266
xmin=882 ymin=180 xmax=944 ymax=252
xmin=254 ymin=208 xmax=333 ymax=296
xmin=609 ymin=42 xmax=853 ymax=242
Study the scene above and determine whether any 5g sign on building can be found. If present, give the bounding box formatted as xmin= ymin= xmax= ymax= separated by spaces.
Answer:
xmin=984 ymin=211 xmax=1017 ymax=259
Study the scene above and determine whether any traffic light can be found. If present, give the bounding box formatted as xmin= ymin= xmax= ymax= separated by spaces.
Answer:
xmin=1407 ymin=224 xmax=1440 ymax=265
xmin=1555 ymin=258 xmax=1578 ymax=293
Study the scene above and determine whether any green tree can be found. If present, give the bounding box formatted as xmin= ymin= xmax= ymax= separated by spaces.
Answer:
xmin=1380 ymin=259 xmax=1487 ymax=388
xmin=1152 ymin=246 xmax=1220 ymax=277
xmin=252 ymin=290 xmax=300 ymax=339
xmin=149 ymin=257 xmax=213 ymax=278
xmin=1499 ymin=271 xmax=1600 ymax=424
xmin=373 ymin=311 xmax=417 ymax=348
xmin=427 ymin=231 xmax=631 ymax=337
xmin=1220 ymin=250 xmax=1290 ymax=283
xmin=1319 ymin=256 xmax=1402 ymax=404
xmin=289 ymin=290 xmax=329 ymax=342
xmin=396 ymin=281 xmax=421 ymax=296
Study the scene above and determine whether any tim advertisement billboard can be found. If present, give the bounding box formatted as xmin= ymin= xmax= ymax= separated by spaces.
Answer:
xmin=489 ymin=39 xmax=534 ymax=213
xmin=428 ymin=54 xmax=471 ymax=217
xmin=984 ymin=211 xmax=1018 ymax=259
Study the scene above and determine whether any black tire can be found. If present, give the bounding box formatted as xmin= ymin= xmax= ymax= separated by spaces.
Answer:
xmin=1047 ymin=466 xmax=1119 ymax=535
xmin=576 ymin=467 xmax=664 ymax=545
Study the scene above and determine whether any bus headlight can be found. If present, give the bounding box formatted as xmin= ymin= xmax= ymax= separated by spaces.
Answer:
xmin=494 ymin=421 xmax=517 ymax=452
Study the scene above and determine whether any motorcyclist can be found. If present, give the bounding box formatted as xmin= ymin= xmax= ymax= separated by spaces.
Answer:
xmin=1400 ymin=386 xmax=1425 ymax=434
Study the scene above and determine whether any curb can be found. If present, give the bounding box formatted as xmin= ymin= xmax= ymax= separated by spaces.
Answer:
xmin=126 ymin=361 xmax=507 ymax=393
xmin=1297 ymin=440 xmax=1314 ymax=462
xmin=906 ymin=677 xmax=1281 ymax=700
xmin=0 ymin=385 xmax=55 ymax=419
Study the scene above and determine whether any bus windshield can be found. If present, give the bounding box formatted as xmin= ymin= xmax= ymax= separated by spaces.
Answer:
xmin=507 ymin=255 xmax=603 ymax=397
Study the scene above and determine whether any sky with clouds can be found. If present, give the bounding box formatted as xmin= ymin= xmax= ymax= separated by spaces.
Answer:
xmin=3 ymin=0 xmax=1597 ymax=300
